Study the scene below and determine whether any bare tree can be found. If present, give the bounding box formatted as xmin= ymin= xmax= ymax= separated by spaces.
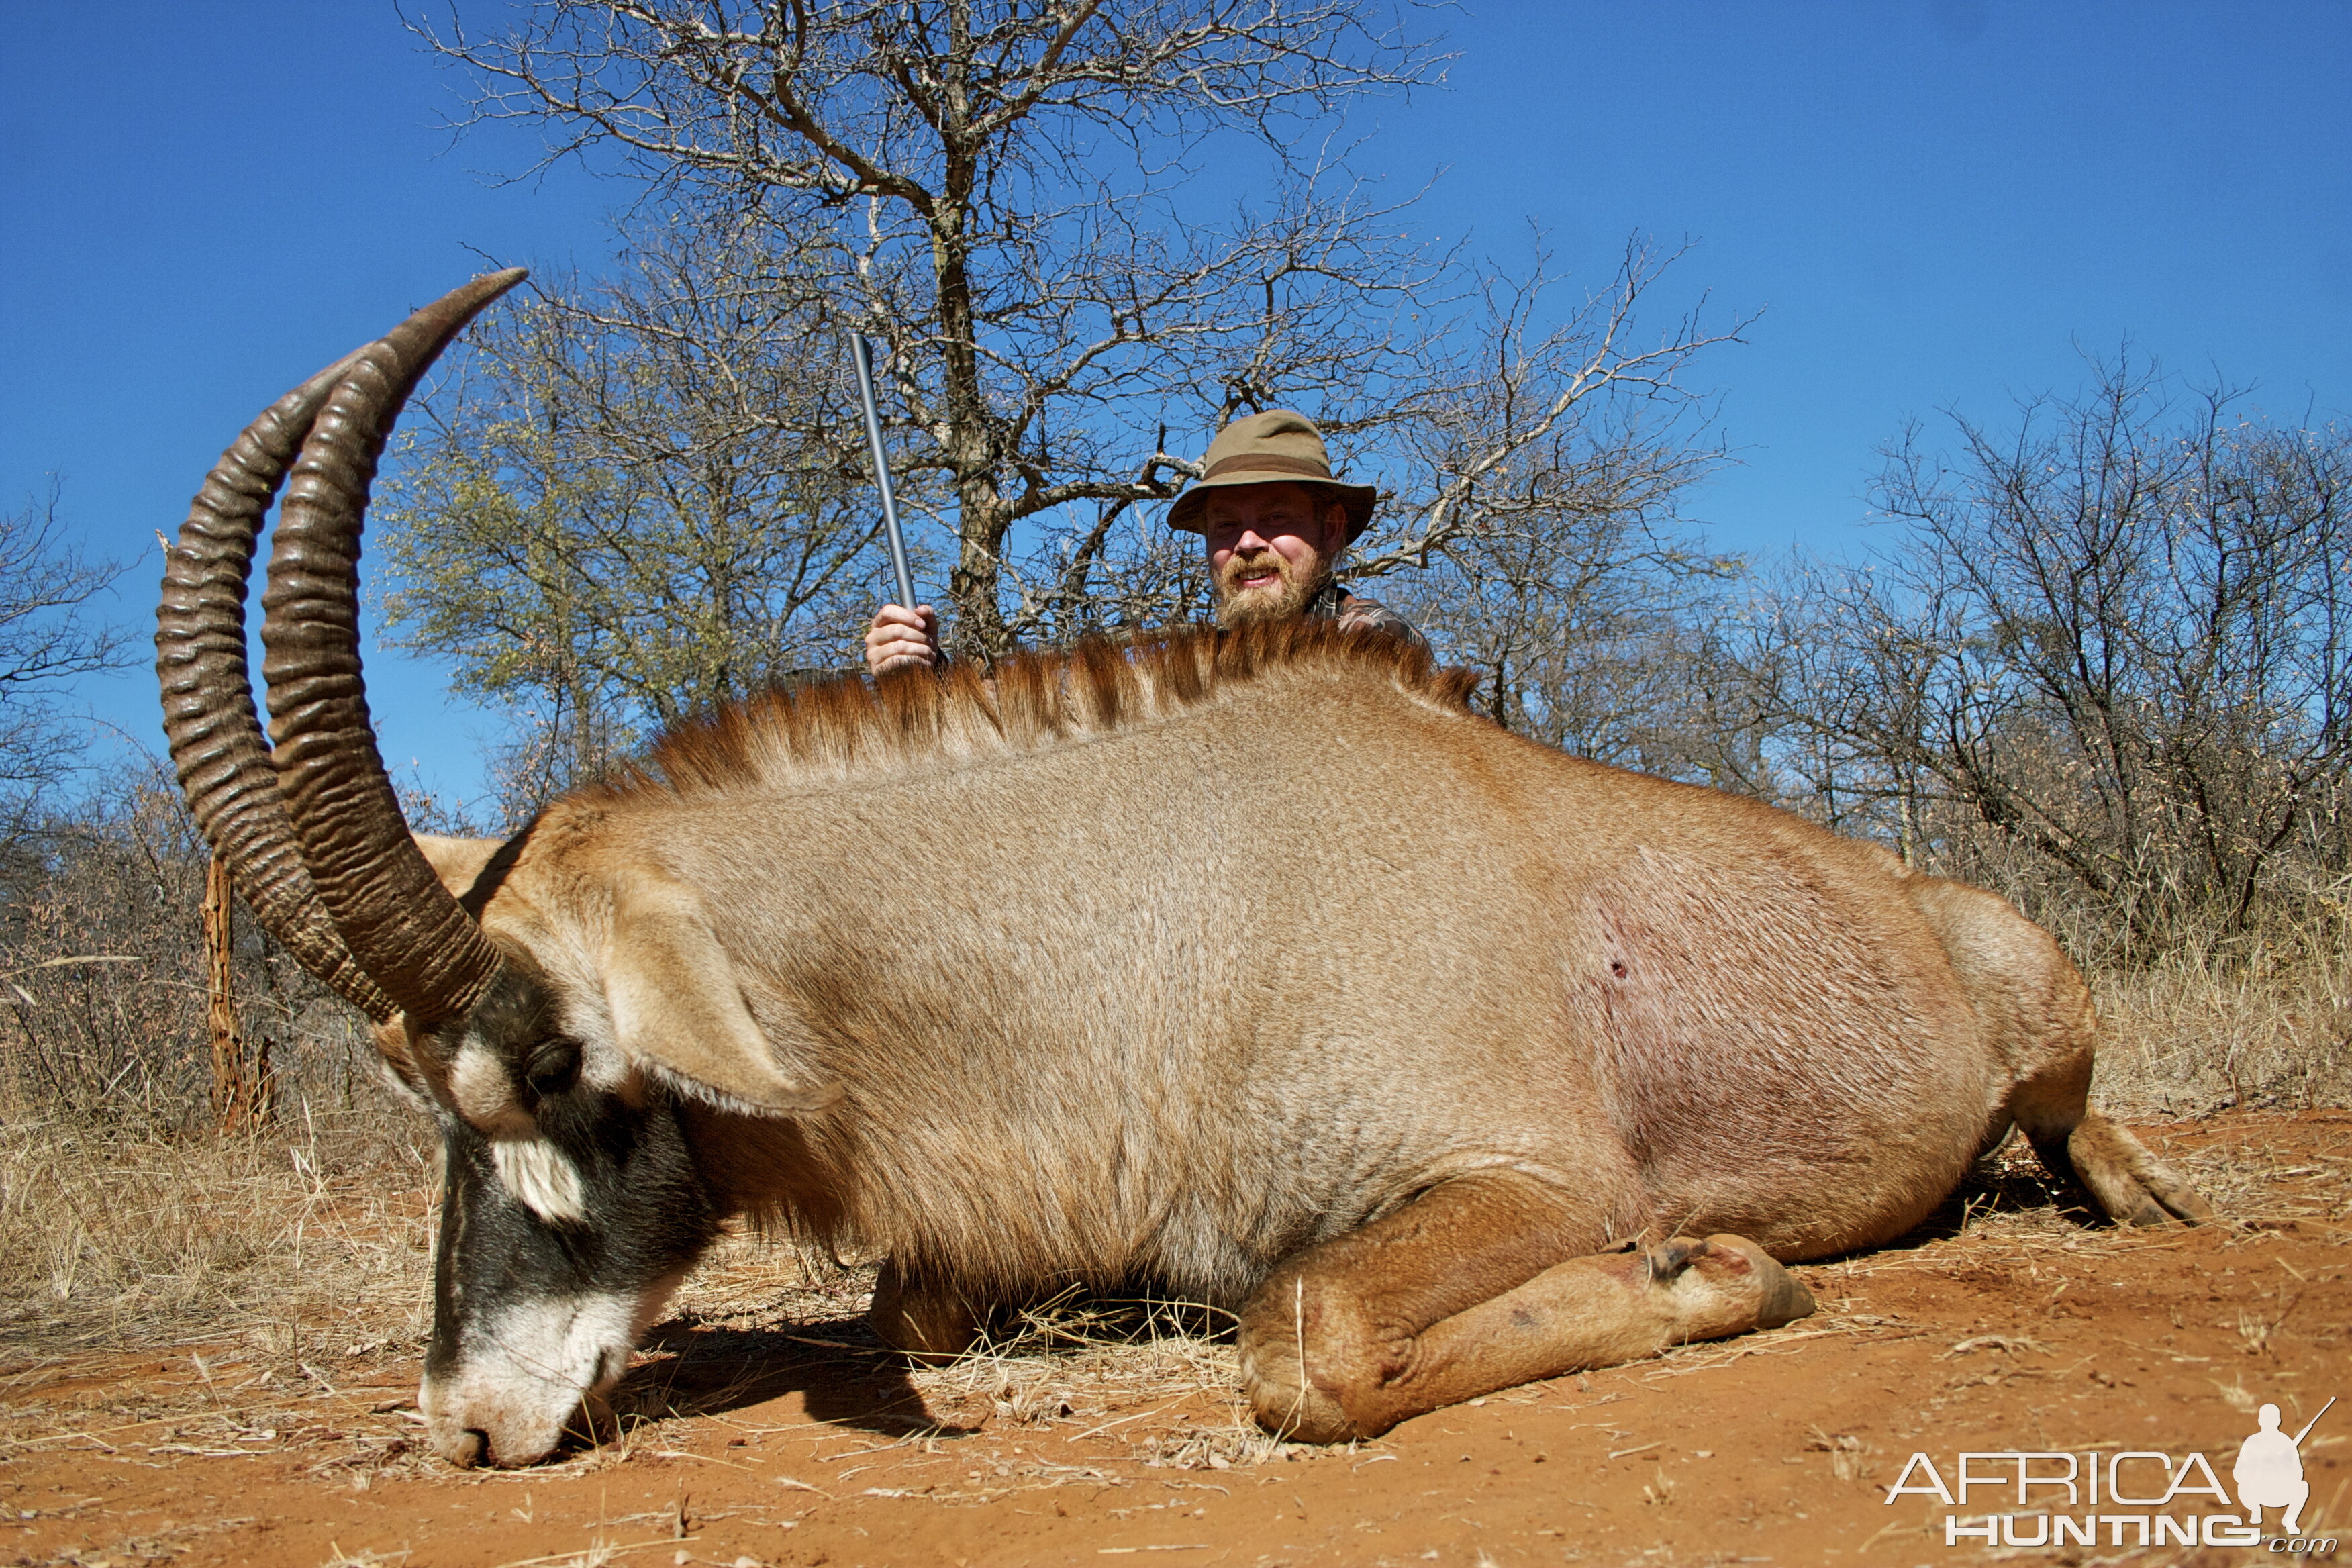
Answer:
xmin=0 ymin=761 xmax=384 ymax=1132
xmin=0 ymin=484 xmax=131 ymax=844
xmin=1383 ymin=244 xmax=1741 ymax=767
xmin=413 ymin=2 xmax=1738 ymax=663
xmin=1749 ymin=358 xmax=2352 ymax=951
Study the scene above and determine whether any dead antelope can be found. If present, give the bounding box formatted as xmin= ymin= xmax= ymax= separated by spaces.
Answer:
xmin=156 ymin=273 xmax=2210 ymax=1469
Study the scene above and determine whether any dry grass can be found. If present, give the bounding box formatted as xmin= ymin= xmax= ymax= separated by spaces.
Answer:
xmin=0 ymin=1098 xmax=438 ymax=1359
xmin=2090 ymin=942 xmax=2352 ymax=1118
xmin=0 ymin=1096 xmax=450 ymax=1488
xmin=901 ymin=1293 xmax=1333 ymax=1471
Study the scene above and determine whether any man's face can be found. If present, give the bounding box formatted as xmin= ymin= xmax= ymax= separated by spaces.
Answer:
xmin=1202 ymin=483 xmax=1348 ymax=627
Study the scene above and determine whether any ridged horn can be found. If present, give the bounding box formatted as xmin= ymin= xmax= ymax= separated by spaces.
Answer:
xmin=158 ymin=348 xmax=400 ymax=1021
xmin=260 ymin=269 xmax=528 ymax=1029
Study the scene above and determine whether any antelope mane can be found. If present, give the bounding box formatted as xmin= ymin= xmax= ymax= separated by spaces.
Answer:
xmin=584 ymin=620 xmax=1475 ymax=805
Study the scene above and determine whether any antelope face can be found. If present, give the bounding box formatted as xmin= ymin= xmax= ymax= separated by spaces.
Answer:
xmin=412 ymin=968 xmax=723 ymax=1469
xmin=157 ymin=273 xmax=835 ymax=1469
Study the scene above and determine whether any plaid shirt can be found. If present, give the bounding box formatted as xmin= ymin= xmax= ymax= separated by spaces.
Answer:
xmin=1303 ymin=579 xmax=1428 ymax=649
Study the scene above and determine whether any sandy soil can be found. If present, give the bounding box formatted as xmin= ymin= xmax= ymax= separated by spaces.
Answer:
xmin=3 ymin=1110 xmax=2345 ymax=1568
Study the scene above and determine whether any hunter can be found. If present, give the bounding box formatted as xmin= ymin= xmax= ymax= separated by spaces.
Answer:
xmin=863 ymin=410 xmax=1423 ymax=675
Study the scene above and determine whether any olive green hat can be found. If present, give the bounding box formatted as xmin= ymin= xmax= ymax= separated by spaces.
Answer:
xmin=1167 ymin=409 xmax=1379 ymax=542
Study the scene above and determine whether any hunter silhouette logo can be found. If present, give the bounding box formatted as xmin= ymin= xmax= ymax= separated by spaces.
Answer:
xmin=2235 ymin=1398 xmax=2331 ymax=1535
xmin=1884 ymin=1392 xmax=2336 ymax=1550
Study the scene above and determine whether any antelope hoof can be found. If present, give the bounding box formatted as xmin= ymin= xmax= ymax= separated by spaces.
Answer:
xmin=1238 ymin=1344 xmax=1374 ymax=1444
xmin=1657 ymin=1233 xmax=1816 ymax=1336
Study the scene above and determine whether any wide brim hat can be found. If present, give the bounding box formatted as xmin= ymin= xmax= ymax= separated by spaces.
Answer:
xmin=1167 ymin=409 xmax=1379 ymax=542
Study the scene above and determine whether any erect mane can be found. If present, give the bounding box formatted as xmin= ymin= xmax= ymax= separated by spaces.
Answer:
xmin=581 ymin=620 xmax=1477 ymax=806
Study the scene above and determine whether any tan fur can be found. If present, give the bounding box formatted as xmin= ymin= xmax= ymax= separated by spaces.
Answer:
xmin=404 ymin=622 xmax=2206 ymax=1440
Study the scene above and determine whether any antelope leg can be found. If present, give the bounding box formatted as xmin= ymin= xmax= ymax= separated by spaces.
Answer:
xmin=1238 ymin=1177 xmax=1813 ymax=1442
xmin=2026 ymin=1110 xmax=2214 ymax=1228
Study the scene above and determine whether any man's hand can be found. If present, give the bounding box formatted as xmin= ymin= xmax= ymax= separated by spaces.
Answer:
xmin=865 ymin=603 xmax=940 ymax=676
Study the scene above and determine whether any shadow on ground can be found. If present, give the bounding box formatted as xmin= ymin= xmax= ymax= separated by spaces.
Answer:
xmin=1885 ymin=1150 xmax=2106 ymax=1251
xmin=614 ymin=1312 xmax=970 ymax=1442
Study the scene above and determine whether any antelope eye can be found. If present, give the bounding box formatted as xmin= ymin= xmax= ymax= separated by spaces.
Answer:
xmin=524 ymin=1038 xmax=581 ymax=1098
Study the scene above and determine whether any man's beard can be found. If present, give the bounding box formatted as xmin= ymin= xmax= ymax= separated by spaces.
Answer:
xmin=1213 ymin=548 xmax=1330 ymax=628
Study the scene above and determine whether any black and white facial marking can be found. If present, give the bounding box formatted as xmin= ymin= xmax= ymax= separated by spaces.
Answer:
xmin=419 ymin=973 xmax=724 ymax=1469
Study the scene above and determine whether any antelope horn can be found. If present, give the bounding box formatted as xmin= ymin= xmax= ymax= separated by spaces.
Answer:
xmin=260 ymin=270 xmax=528 ymax=1029
xmin=158 ymin=348 xmax=399 ymax=1021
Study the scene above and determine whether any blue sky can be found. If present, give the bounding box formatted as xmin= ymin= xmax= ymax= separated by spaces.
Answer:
xmin=4 ymin=1 xmax=2347 ymax=811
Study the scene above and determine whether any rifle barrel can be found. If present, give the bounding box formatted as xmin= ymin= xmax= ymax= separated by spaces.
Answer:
xmin=849 ymin=333 xmax=919 ymax=616
xmin=2292 ymin=1395 xmax=2335 ymax=1446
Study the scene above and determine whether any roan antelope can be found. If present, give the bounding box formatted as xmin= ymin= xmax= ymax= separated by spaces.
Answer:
xmin=157 ymin=273 xmax=2210 ymax=1467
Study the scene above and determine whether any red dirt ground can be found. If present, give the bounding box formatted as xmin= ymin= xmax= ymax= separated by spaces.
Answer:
xmin=3 ymin=1110 xmax=2346 ymax=1568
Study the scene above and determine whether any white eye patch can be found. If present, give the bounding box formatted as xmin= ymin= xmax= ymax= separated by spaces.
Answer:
xmin=449 ymin=1042 xmax=536 ymax=1134
xmin=491 ymin=1137 xmax=589 ymax=1225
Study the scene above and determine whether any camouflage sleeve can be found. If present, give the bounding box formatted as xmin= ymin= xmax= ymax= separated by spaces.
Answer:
xmin=1334 ymin=592 xmax=1429 ymax=650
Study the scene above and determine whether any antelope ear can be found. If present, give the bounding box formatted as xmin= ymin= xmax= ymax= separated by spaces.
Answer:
xmin=367 ymin=1016 xmax=434 ymax=1107
xmin=415 ymin=834 xmax=504 ymax=901
xmin=600 ymin=865 xmax=840 ymax=1116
